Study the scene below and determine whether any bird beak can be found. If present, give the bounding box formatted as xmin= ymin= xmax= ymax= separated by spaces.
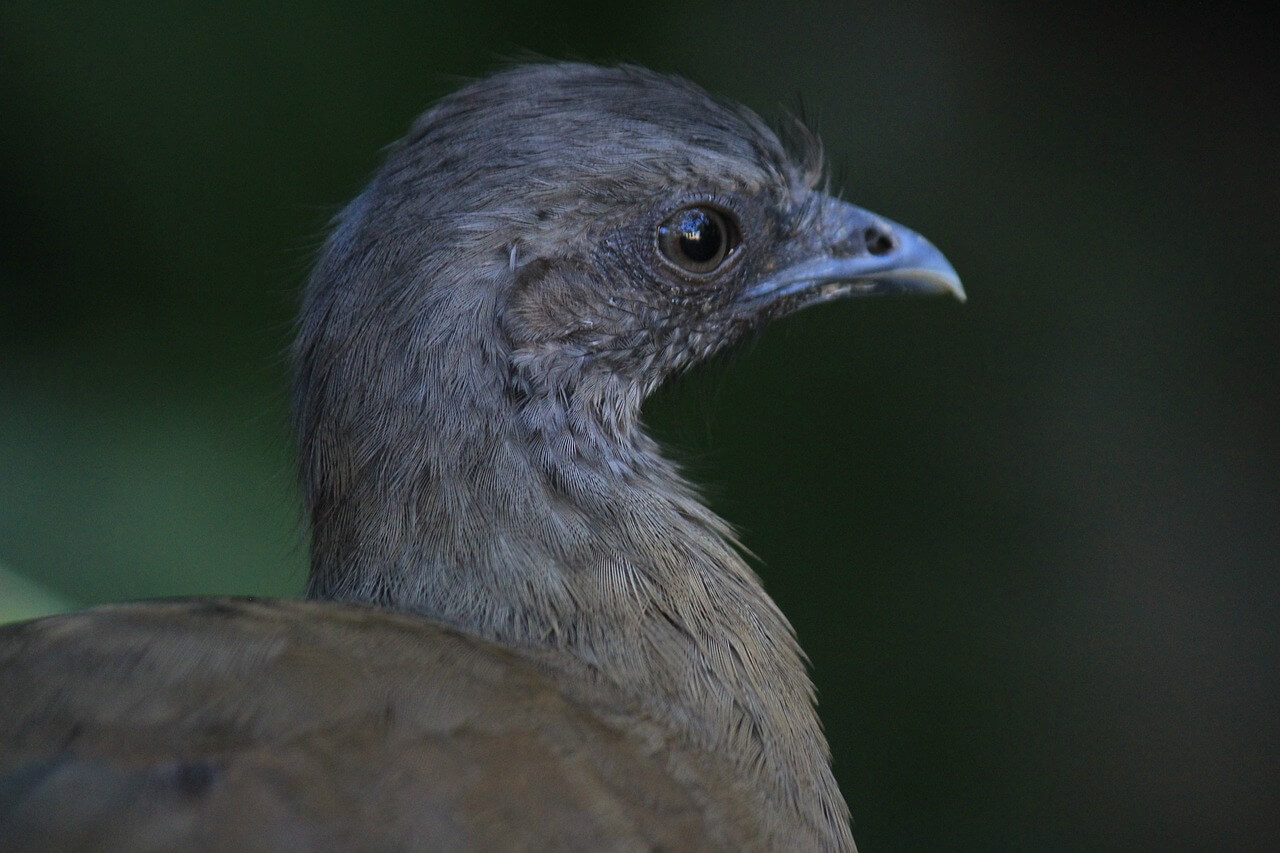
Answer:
xmin=740 ymin=197 xmax=965 ymax=312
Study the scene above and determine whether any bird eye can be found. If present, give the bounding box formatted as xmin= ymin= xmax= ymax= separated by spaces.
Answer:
xmin=657 ymin=206 xmax=738 ymax=275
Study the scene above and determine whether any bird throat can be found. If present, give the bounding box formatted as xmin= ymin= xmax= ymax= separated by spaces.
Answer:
xmin=304 ymin=366 xmax=853 ymax=848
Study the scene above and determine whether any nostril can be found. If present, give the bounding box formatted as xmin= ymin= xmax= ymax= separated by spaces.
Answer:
xmin=864 ymin=226 xmax=895 ymax=256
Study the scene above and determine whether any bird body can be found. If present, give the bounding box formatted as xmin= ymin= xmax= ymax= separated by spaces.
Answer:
xmin=1 ymin=63 xmax=961 ymax=851
xmin=2 ymin=600 xmax=774 ymax=850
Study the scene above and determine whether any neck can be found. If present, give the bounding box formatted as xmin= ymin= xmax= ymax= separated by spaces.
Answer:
xmin=298 ymin=279 xmax=852 ymax=849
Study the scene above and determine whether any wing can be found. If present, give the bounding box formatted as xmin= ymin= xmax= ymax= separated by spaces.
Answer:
xmin=0 ymin=599 xmax=758 ymax=851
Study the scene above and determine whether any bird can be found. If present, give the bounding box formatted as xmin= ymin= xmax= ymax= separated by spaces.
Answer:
xmin=0 ymin=62 xmax=962 ymax=851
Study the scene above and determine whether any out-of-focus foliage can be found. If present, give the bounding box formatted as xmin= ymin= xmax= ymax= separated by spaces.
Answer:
xmin=0 ymin=562 xmax=70 ymax=623
xmin=2 ymin=2 xmax=1276 ymax=848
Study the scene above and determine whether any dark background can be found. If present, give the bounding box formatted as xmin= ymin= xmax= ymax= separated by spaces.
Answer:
xmin=2 ymin=2 xmax=1276 ymax=848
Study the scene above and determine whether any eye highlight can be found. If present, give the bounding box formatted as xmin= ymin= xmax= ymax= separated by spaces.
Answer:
xmin=657 ymin=206 xmax=739 ymax=275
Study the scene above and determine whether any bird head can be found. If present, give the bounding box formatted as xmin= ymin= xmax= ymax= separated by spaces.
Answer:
xmin=298 ymin=64 xmax=962 ymax=435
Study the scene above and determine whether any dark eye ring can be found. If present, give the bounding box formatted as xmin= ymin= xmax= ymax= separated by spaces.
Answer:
xmin=656 ymin=206 xmax=739 ymax=275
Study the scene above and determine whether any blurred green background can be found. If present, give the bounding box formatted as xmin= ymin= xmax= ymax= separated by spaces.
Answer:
xmin=2 ymin=2 xmax=1276 ymax=848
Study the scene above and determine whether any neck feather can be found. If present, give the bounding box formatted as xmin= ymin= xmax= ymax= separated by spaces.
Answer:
xmin=297 ymin=264 xmax=852 ymax=848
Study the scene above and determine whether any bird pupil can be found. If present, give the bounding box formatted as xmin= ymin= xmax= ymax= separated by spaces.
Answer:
xmin=677 ymin=210 xmax=722 ymax=263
